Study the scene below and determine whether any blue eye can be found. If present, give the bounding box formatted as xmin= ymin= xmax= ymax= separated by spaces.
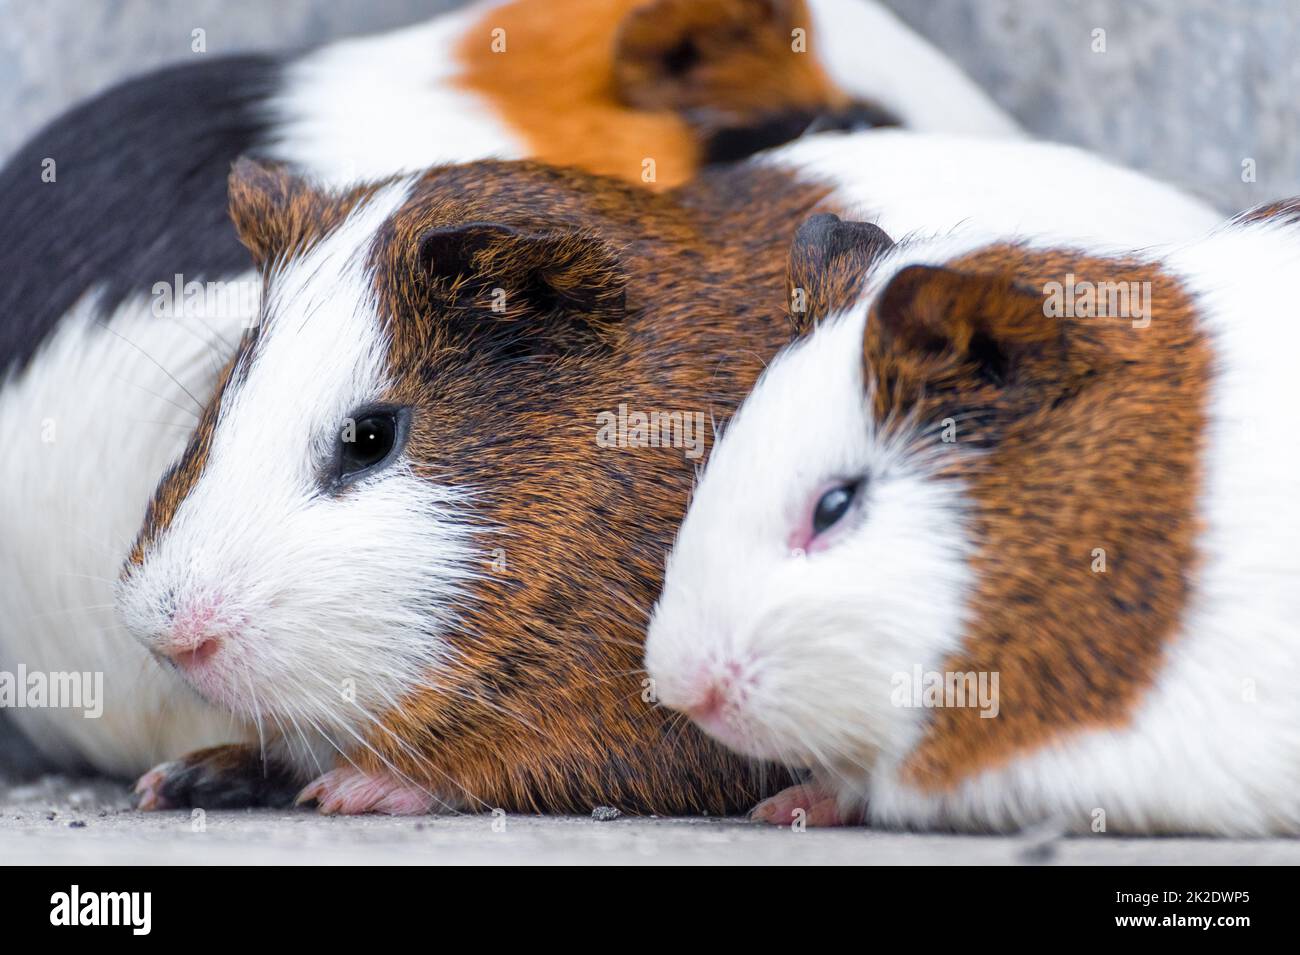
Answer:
xmin=812 ymin=483 xmax=858 ymax=536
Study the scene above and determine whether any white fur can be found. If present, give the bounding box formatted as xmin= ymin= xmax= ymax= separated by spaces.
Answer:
xmin=807 ymin=0 xmax=1021 ymax=137
xmin=765 ymin=129 xmax=1221 ymax=247
xmin=262 ymin=0 xmax=526 ymax=184
xmin=647 ymin=213 xmax=1300 ymax=835
xmin=0 ymin=294 xmax=246 ymax=775
xmin=115 ymin=183 xmax=483 ymax=779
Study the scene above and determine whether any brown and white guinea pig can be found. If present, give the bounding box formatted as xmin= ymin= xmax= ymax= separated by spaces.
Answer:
xmin=1 ymin=0 xmax=994 ymax=781
xmin=116 ymin=131 xmax=1220 ymax=815
xmin=119 ymin=156 xmax=834 ymax=816
xmin=644 ymin=202 xmax=1300 ymax=835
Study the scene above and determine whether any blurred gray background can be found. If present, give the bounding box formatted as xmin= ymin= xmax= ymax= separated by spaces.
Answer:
xmin=0 ymin=0 xmax=1296 ymax=211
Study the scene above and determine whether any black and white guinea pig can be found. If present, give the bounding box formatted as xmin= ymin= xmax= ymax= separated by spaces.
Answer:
xmin=645 ymin=203 xmax=1300 ymax=835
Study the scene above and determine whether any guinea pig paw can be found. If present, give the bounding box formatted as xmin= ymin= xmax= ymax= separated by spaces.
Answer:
xmin=296 ymin=768 xmax=436 ymax=816
xmin=133 ymin=761 xmax=181 ymax=811
xmin=749 ymin=783 xmax=850 ymax=827
xmin=133 ymin=743 xmax=302 ymax=811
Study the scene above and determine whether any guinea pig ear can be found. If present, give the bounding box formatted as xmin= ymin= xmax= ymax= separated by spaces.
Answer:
xmin=865 ymin=264 xmax=1061 ymax=390
xmin=787 ymin=214 xmax=894 ymax=337
xmin=227 ymin=156 xmax=324 ymax=267
xmin=416 ymin=221 xmax=627 ymax=346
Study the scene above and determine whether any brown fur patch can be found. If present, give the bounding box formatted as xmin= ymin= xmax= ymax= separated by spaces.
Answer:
xmin=861 ymin=246 xmax=1213 ymax=791
xmin=455 ymin=0 xmax=853 ymax=189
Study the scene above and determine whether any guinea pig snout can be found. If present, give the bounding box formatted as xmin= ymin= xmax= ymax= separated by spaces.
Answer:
xmin=661 ymin=654 xmax=764 ymax=751
xmin=683 ymin=659 xmax=752 ymax=716
xmin=151 ymin=592 xmax=235 ymax=670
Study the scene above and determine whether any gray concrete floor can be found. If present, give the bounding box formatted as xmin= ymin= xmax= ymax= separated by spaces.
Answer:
xmin=2 ymin=774 xmax=1295 ymax=864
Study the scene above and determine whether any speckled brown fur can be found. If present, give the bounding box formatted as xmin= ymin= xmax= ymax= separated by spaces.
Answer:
xmin=226 ymin=158 xmax=383 ymax=269
xmin=860 ymin=246 xmax=1213 ymax=791
xmin=133 ymin=157 xmax=838 ymax=814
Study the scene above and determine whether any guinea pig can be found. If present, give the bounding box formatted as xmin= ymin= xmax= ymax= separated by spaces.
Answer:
xmin=644 ymin=202 xmax=1300 ymax=834
xmin=0 ymin=0 xmax=955 ymax=779
xmin=116 ymin=131 xmax=1222 ymax=815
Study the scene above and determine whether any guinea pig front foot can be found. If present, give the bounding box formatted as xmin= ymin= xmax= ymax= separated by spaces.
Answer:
xmin=295 ymin=767 xmax=437 ymax=815
xmin=134 ymin=743 xmax=302 ymax=811
xmin=749 ymin=782 xmax=857 ymax=827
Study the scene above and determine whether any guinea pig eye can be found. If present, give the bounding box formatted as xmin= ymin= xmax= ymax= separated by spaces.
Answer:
xmin=334 ymin=407 xmax=409 ymax=487
xmin=663 ymin=38 xmax=700 ymax=76
xmin=812 ymin=481 xmax=859 ymax=537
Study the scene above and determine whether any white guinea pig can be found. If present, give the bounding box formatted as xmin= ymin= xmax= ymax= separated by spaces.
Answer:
xmin=644 ymin=204 xmax=1300 ymax=835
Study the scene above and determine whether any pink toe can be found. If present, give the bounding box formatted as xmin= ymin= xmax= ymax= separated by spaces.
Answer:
xmin=298 ymin=768 xmax=434 ymax=816
xmin=751 ymin=783 xmax=851 ymax=827
xmin=133 ymin=762 xmax=176 ymax=812
xmin=751 ymin=783 xmax=817 ymax=824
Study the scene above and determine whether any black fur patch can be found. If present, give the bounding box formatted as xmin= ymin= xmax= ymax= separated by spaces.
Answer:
xmin=0 ymin=54 xmax=284 ymax=378
xmin=142 ymin=744 xmax=303 ymax=810
xmin=703 ymin=100 xmax=900 ymax=165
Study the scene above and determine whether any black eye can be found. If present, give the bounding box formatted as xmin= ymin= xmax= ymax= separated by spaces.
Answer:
xmin=812 ymin=482 xmax=859 ymax=536
xmin=336 ymin=408 xmax=408 ymax=486
xmin=663 ymin=38 xmax=700 ymax=76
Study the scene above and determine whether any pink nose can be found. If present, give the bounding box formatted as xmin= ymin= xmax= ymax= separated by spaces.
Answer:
xmin=158 ymin=600 xmax=226 ymax=668
xmin=682 ymin=659 xmax=749 ymax=721
xmin=158 ymin=635 xmax=222 ymax=668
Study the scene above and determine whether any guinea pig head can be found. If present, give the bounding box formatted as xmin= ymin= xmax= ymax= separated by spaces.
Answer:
xmin=647 ymin=228 xmax=1211 ymax=793
xmin=117 ymin=157 xmax=798 ymax=812
xmin=613 ymin=0 xmax=898 ymax=162
xmin=646 ymin=213 xmax=911 ymax=770
xmin=458 ymin=0 xmax=896 ymax=189
xmin=116 ymin=159 xmax=629 ymax=772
